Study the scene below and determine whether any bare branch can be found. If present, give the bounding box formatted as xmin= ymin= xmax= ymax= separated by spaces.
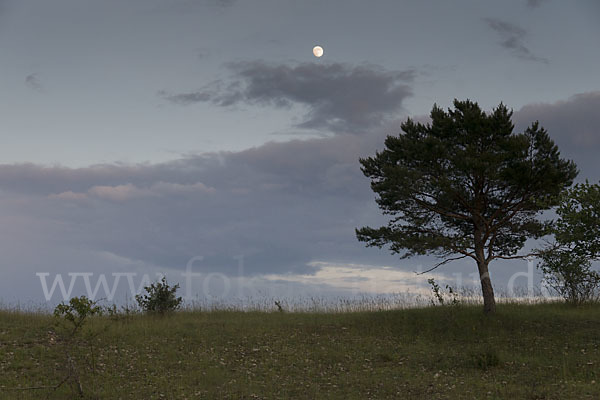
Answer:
xmin=415 ymin=254 xmax=470 ymax=275
xmin=491 ymin=251 xmax=542 ymax=260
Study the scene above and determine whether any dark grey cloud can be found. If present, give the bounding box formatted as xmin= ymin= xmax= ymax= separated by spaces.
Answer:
xmin=484 ymin=18 xmax=548 ymax=63
xmin=526 ymin=0 xmax=549 ymax=8
xmin=0 ymin=125 xmax=396 ymax=283
xmin=514 ymin=91 xmax=600 ymax=182
xmin=2 ymin=92 xmax=599 ymax=303
xmin=25 ymin=73 xmax=43 ymax=92
xmin=153 ymin=0 xmax=238 ymax=13
xmin=212 ymin=0 xmax=236 ymax=7
xmin=161 ymin=62 xmax=415 ymax=134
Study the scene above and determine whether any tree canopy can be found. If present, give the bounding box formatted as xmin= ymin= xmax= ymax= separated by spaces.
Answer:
xmin=538 ymin=182 xmax=600 ymax=304
xmin=357 ymin=99 xmax=578 ymax=313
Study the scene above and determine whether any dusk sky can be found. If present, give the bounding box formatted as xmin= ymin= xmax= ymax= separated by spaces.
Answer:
xmin=1 ymin=0 xmax=599 ymax=305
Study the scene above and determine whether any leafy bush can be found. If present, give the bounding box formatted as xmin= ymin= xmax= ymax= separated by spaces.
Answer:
xmin=538 ymin=182 xmax=600 ymax=305
xmin=53 ymin=296 xmax=104 ymax=396
xmin=539 ymin=249 xmax=600 ymax=305
xmin=135 ymin=277 xmax=182 ymax=314
xmin=54 ymin=295 xmax=103 ymax=335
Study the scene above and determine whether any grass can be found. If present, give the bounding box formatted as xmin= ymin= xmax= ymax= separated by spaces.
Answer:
xmin=1 ymin=302 xmax=599 ymax=399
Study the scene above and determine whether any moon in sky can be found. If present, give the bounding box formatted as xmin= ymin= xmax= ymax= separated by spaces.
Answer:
xmin=313 ymin=46 xmax=324 ymax=58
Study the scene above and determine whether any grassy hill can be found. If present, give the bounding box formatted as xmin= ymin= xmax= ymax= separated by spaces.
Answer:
xmin=1 ymin=302 xmax=599 ymax=399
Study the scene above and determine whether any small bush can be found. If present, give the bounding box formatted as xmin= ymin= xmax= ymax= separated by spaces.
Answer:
xmin=135 ymin=277 xmax=182 ymax=314
xmin=537 ymin=182 xmax=600 ymax=305
xmin=54 ymin=295 xmax=102 ymax=335
xmin=53 ymin=296 xmax=103 ymax=396
xmin=539 ymin=249 xmax=600 ymax=305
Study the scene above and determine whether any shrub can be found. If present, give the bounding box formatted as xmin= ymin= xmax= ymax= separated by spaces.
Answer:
xmin=54 ymin=295 xmax=102 ymax=335
xmin=539 ymin=248 xmax=600 ymax=305
xmin=53 ymin=296 xmax=103 ymax=396
xmin=135 ymin=277 xmax=182 ymax=314
xmin=537 ymin=182 xmax=600 ymax=305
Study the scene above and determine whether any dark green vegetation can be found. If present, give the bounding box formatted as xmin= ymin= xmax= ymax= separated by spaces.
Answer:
xmin=135 ymin=277 xmax=183 ymax=314
xmin=357 ymin=100 xmax=578 ymax=313
xmin=538 ymin=182 xmax=600 ymax=304
xmin=2 ymin=303 xmax=599 ymax=399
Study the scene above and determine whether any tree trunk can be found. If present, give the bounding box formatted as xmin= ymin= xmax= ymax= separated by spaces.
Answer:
xmin=477 ymin=260 xmax=496 ymax=314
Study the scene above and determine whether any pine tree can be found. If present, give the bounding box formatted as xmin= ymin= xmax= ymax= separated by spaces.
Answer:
xmin=357 ymin=99 xmax=578 ymax=313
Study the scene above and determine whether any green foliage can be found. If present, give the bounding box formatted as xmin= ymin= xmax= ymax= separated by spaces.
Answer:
xmin=357 ymin=99 xmax=577 ymax=260
xmin=538 ymin=182 xmax=600 ymax=305
xmin=539 ymin=250 xmax=600 ymax=305
xmin=135 ymin=277 xmax=183 ymax=314
xmin=52 ymin=296 xmax=104 ymax=396
xmin=53 ymin=295 xmax=102 ymax=336
xmin=357 ymin=99 xmax=578 ymax=312
xmin=550 ymin=181 xmax=600 ymax=256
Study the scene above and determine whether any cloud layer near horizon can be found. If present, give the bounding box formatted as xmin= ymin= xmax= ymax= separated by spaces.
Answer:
xmin=1 ymin=59 xmax=599 ymax=303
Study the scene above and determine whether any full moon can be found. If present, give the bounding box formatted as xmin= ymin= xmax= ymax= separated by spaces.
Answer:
xmin=313 ymin=45 xmax=324 ymax=58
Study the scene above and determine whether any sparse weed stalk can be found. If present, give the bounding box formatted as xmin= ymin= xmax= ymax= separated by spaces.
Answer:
xmin=428 ymin=278 xmax=460 ymax=307
xmin=105 ymin=303 xmax=138 ymax=322
xmin=274 ymin=300 xmax=284 ymax=312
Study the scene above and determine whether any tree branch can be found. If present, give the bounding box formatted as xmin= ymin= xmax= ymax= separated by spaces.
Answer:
xmin=485 ymin=229 xmax=498 ymax=263
xmin=491 ymin=251 xmax=542 ymax=260
xmin=415 ymin=254 xmax=470 ymax=275
xmin=483 ymin=197 xmax=528 ymax=243
xmin=412 ymin=195 xmax=471 ymax=221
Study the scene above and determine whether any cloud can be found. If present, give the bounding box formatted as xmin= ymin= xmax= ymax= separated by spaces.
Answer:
xmin=514 ymin=91 xmax=600 ymax=182
xmin=263 ymin=261 xmax=451 ymax=295
xmin=49 ymin=191 xmax=88 ymax=201
xmin=50 ymin=181 xmax=215 ymax=202
xmin=526 ymin=0 xmax=549 ymax=8
xmin=152 ymin=0 xmax=238 ymax=13
xmin=88 ymin=183 xmax=152 ymax=201
xmin=0 ymin=124 xmax=398 ymax=291
xmin=25 ymin=73 xmax=44 ymax=92
xmin=2 ymin=92 xmax=599 ymax=304
xmin=484 ymin=18 xmax=548 ymax=63
xmin=160 ymin=90 xmax=213 ymax=105
xmin=161 ymin=61 xmax=415 ymax=134
xmin=211 ymin=0 xmax=237 ymax=7
xmin=151 ymin=181 xmax=216 ymax=195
